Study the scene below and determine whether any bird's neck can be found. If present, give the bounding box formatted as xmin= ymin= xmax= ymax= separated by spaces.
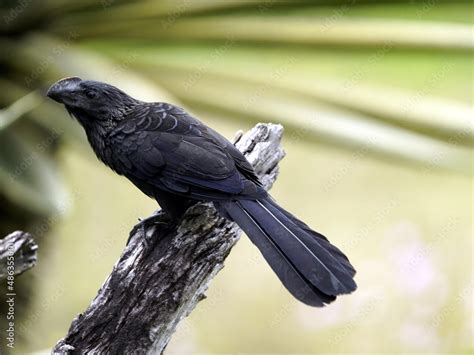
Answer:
xmin=67 ymin=106 xmax=114 ymax=163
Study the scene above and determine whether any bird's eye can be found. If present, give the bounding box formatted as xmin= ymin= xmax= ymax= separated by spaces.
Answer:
xmin=85 ymin=90 xmax=97 ymax=99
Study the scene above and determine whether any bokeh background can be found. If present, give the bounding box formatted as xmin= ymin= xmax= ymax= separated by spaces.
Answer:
xmin=0 ymin=0 xmax=472 ymax=353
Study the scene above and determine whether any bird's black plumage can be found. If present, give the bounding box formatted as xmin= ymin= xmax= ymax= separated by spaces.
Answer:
xmin=47 ymin=77 xmax=357 ymax=307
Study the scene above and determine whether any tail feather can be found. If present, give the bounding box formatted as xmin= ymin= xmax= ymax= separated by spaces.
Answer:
xmin=219 ymin=197 xmax=357 ymax=307
xmin=258 ymin=198 xmax=357 ymax=283
xmin=261 ymin=198 xmax=356 ymax=278
xmin=221 ymin=200 xmax=335 ymax=307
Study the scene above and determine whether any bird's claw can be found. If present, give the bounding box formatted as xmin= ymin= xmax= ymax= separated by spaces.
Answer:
xmin=127 ymin=213 xmax=170 ymax=247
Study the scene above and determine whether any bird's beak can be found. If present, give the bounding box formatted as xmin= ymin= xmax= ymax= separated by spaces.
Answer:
xmin=47 ymin=77 xmax=82 ymax=104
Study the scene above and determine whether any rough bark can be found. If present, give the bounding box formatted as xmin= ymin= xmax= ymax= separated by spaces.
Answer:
xmin=53 ymin=123 xmax=285 ymax=355
xmin=0 ymin=231 xmax=38 ymax=280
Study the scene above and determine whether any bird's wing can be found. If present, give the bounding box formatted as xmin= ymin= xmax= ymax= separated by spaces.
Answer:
xmin=109 ymin=103 xmax=265 ymax=200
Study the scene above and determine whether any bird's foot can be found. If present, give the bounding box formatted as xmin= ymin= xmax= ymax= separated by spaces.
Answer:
xmin=127 ymin=210 xmax=171 ymax=247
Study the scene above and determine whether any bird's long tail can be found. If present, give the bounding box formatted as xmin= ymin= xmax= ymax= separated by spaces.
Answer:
xmin=218 ymin=197 xmax=357 ymax=307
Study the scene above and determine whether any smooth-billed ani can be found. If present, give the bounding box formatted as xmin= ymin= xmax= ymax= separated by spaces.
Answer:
xmin=47 ymin=77 xmax=356 ymax=307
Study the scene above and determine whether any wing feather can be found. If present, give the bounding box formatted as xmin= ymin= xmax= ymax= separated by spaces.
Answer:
xmin=108 ymin=103 xmax=266 ymax=200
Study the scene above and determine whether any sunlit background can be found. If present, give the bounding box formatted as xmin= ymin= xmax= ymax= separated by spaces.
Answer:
xmin=0 ymin=0 xmax=472 ymax=353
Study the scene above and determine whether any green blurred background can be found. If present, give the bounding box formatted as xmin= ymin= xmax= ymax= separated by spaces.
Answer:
xmin=0 ymin=0 xmax=472 ymax=353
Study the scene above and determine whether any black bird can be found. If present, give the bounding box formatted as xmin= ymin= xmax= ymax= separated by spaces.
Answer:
xmin=47 ymin=77 xmax=356 ymax=307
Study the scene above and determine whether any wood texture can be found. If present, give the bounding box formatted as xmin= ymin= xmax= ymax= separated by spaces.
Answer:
xmin=0 ymin=231 xmax=37 ymax=280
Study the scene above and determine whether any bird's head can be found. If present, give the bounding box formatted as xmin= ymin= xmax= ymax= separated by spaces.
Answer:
xmin=47 ymin=77 xmax=137 ymax=126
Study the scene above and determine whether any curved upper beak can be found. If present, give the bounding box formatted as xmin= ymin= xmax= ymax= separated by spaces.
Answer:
xmin=47 ymin=77 xmax=82 ymax=104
